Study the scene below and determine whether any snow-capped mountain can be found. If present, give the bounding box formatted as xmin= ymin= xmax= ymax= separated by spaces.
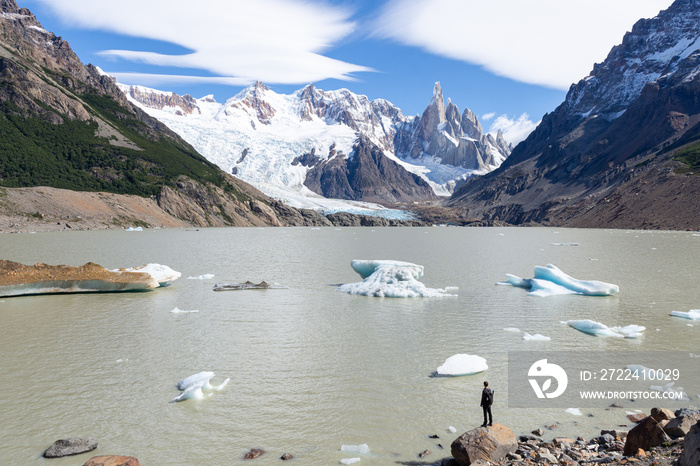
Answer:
xmin=448 ymin=0 xmax=700 ymax=230
xmin=118 ymin=81 xmax=510 ymax=210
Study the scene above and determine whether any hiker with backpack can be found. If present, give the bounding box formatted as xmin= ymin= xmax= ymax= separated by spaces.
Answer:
xmin=480 ymin=381 xmax=493 ymax=427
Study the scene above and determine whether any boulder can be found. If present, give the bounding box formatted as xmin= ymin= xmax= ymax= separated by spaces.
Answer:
xmin=82 ymin=456 xmax=141 ymax=466
xmin=244 ymin=448 xmax=264 ymax=459
xmin=651 ymin=407 xmax=676 ymax=422
xmin=665 ymin=413 xmax=700 ymax=438
xmin=43 ymin=437 xmax=98 ymax=458
xmin=678 ymin=422 xmax=700 ymax=466
xmin=450 ymin=424 xmax=517 ymax=465
xmin=623 ymin=416 xmax=672 ymax=456
xmin=627 ymin=413 xmax=648 ymax=423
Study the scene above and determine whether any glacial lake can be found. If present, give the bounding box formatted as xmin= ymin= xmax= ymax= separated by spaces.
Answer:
xmin=0 ymin=226 xmax=698 ymax=465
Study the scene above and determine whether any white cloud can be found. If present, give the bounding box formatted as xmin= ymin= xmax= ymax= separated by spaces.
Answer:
xmin=481 ymin=112 xmax=496 ymax=121
xmin=33 ymin=0 xmax=372 ymax=85
xmin=374 ymin=0 xmax=674 ymax=90
xmin=488 ymin=113 xmax=539 ymax=145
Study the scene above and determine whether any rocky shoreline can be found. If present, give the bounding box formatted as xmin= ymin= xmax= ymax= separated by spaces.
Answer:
xmin=39 ymin=407 xmax=698 ymax=465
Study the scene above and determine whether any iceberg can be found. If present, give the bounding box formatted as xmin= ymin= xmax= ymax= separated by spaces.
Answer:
xmin=115 ymin=263 xmax=181 ymax=286
xmin=187 ymin=274 xmax=215 ymax=280
xmin=499 ymin=264 xmax=619 ymax=297
xmin=503 ymin=327 xmax=521 ymax=333
xmin=566 ymin=320 xmax=645 ymax=338
xmin=671 ymin=309 xmax=700 ymax=320
xmin=340 ymin=459 xmax=361 ymax=465
xmin=170 ymin=307 xmax=198 ymax=314
xmin=0 ymin=260 xmax=162 ymax=297
xmin=171 ymin=371 xmax=230 ymax=403
xmin=435 ymin=354 xmax=488 ymax=376
xmin=565 ymin=408 xmax=583 ymax=416
xmin=523 ymin=332 xmax=551 ymax=341
xmin=337 ymin=260 xmax=456 ymax=298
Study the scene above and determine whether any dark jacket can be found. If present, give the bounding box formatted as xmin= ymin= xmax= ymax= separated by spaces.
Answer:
xmin=480 ymin=387 xmax=493 ymax=407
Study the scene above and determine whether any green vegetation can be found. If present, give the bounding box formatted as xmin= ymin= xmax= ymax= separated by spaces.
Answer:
xmin=0 ymin=91 xmax=233 ymax=196
xmin=673 ymin=141 xmax=700 ymax=173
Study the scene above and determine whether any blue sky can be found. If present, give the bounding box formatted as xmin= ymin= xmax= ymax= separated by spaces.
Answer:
xmin=19 ymin=0 xmax=673 ymax=144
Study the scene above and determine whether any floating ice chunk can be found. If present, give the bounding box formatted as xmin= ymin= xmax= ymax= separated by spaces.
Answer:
xmin=503 ymin=327 xmax=521 ymax=333
xmin=171 ymin=371 xmax=229 ymax=402
xmin=350 ymin=260 xmax=423 ymax=280
xmin=610 ymin=325 xmax=646 ymax=338
xmin=126 ymin=226 xmax=143 ymax=231
xmin=566 ymin=408 xmax=582 ymax=416
xmin=115 ymin=263 xmax=181 ymax=286
xmin=435 ymin=354 xmax=488 ymax=376
xmin=341 ymin=444 xmax=370 ymax=455
xmin=499 ymin=264 xmax=618 ymax=297
xmin=567 ymin=320 xmax=624 ymax=337
xmin=187 ymin=274 xmax=215 ymax=280
xmin=340 ymin=459 xmax=360 ymax=465
xmin=523 ymin=332 xmax=551 ymax=341
xmin=338 ymin=260 xmax=456 ymax=298
xmin=170 ymin=307 xmax=199 ymax=314
xmin=671 ymin=309 xmax=700 ymax=320
xmin=448 ymin=426 xmax=457 ymax=433
xmin=551 ymin=243 xmax=579 ymax=246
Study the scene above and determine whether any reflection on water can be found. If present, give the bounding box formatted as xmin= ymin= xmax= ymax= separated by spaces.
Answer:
xmin=0 ymin=227 xmax=698 ymax=464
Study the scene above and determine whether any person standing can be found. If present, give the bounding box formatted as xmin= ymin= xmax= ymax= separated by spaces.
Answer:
xmin=480 ymin=381 xmax=493 ymax=427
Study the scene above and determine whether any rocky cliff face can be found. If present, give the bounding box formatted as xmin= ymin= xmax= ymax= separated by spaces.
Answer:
xmin=0 ymin=0 xmax=327 ymax=228
xmin=448 ymin=0 xmax=700 ymax=230
xmin=304 ymin=136 xmax=437 ymax=203
xmin=395 ymin=82 xmax=511 ymax=171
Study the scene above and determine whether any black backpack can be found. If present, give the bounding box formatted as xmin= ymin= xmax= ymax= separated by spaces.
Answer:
xmin=485 ymin=388 xmax=493 ymax=405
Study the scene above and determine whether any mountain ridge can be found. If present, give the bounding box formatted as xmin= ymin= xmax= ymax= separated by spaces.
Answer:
xmin=447 ymin=0 xmax=700 ymax=230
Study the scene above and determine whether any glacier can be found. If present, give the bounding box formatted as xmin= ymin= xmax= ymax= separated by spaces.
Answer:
xmin=117 ymin=81 xmax=509 ymax=215
xmin=171 ymin=371 xmax=230 ymax=403
xmin=498 ymin=264 xmax=619 ymax=297
xmin=566 ymin=320 xmax=645 ymax=338
xmin=114 ymin=263 xmax=181 ymax=286
xmin=337 ymin=260 xmax=457 ymax=298
xmin=434 ymin=354 xmax=488 ymax=376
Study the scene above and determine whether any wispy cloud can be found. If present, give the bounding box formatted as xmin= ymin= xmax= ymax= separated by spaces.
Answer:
xmin=488 ymin=114 xmax=539 ymax=145
xmin=33 ymin=0 xmax=373 ymax=86
xmin=481 ymin=112 xmax=496 ymax=121
xmin=374 ymin=0 xmax=674 ymax=90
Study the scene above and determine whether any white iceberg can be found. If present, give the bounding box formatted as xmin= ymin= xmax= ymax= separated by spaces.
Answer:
xmin=126 ymin=226 xmax=143 ymax=231
xmin=337 ymin=260 xmax=456 ymax=298
xmin=499 ymin=264 xmax=619 ymax=297
xmin=503 ymin=327 xmax=521 ymax=333
xmin=435 ymin=354 xmax=488 ymax=376
xmin=565 ymin=408 xmax=582 ymax=416
xmin=187 ymin=274 xmax=215 ymax=280
xmin=340 ymin=459 xmax=361 ymax=465
xmin=171 ymin=371 xmax=230 ymax=403
xmin=671 ymin=309 xmax=700 ymax=320
xmin=115 ymin=263 xmax=181 ymax=286
xmin=523 ymin=332 xmax=551 ymax=341
xmin=567 ymin=320 xmax=645 ymax=338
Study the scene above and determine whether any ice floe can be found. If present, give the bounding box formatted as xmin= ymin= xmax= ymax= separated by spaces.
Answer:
xmin=566 ymin=320 xmax=645 ymax=338
xmin=498 ymin=264 xmax=619 ymax=297
xmin=503 ymin=327 xmax=521 ymax=333
xmin=565 ymin=408 xmax=583 ymax=416
xmin=187 ymin=274 xmax=215 ymax=280
xmin=671 ymin=309 xmax=700 ymax=320
xmin=340 ymin=459 xmax=361 ymax=465
xmin=523 ymin=332 xmax=551 ymax=341
xmin=337 ymin=260 xmax=457 ymax=298
xmin=171 ymin=371 xmax=230 ymax=403
xmin=434 ymin=354 xmax=488 ymax=376
xmin=170 ymin=307 xmax=198 ymax=314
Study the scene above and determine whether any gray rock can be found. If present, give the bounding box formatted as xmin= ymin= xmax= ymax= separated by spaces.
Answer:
xmin=678 ymin=422 xmax=700 ymax=466
xmin=43 ymin=437 xmax=97 ymax=458
xmin=665 ymin=413 xmax=700 ymax=438
xmin=535 ymin=451 xmax=558 ymax=463
xmin=450 ymin=423 xmax=517 ymax=466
